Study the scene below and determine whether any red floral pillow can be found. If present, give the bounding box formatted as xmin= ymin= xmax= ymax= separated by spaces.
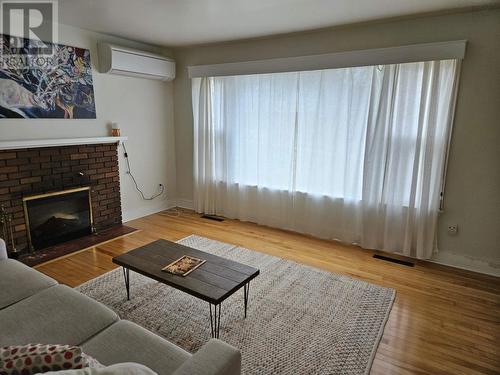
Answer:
xmin=0 ymin=344 xmax=100 ymax=375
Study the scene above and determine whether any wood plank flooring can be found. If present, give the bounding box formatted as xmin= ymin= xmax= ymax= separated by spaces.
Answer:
xmin=35 ymin=208 xmax=500 ymax=375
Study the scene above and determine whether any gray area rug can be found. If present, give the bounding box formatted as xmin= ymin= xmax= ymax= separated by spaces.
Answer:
xmin=76 ymin=235 xmax=395 ymax=375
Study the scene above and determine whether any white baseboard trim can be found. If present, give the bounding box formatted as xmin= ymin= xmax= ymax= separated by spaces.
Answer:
xmin=430 ymin=250 xmax=500 ymax=277
xmin=176 ymin=198 xmax=194 ymax=210
xmin=122 ymin=199 xmax=177 ymax=223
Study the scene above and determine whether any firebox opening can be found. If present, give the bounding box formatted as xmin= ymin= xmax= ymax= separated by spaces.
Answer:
xmin=23 ymin=187 xmax=93 ymax=251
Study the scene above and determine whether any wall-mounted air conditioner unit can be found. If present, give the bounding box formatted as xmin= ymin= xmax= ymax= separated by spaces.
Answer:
xmin=98 ymin=43 xmax=175 ymax=81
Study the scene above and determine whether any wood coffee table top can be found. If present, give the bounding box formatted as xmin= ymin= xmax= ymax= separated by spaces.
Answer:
xmin=112 ymin=239 xmax=260 ymax=305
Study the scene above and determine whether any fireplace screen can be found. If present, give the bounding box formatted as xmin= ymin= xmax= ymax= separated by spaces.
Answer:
xmin=23 ymin=187 xmax=93 ymax=251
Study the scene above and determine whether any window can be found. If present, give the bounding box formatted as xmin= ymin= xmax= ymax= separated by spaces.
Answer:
xmin=207 ymin=60 xmax=456 ymax=204
xmin=192 ymin=59 xmax=459 ymax=259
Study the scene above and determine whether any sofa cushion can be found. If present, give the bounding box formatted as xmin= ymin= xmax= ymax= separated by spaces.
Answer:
xmin=0 ymin=259 xmax=57 ymax=309
xmin=44 ymin=363 xmax=158 ymax=375
xmin=0 ymin=285 xmax=119 ymax=347
xmin=82 ymin=320 xmax=191 ymax=375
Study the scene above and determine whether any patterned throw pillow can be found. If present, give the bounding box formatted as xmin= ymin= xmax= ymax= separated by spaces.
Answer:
xmin=0 ymin=344 xmax=101 ymax=375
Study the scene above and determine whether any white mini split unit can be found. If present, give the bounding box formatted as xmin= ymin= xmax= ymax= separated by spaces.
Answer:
xmin=98 ymin=43 xmax=175 ymax=81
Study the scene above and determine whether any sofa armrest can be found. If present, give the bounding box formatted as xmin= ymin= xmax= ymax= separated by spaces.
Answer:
xmin=172 ymin=339 xmax=241 ymax=375
xmin=0 ymin=238 xmax=7 ymax=260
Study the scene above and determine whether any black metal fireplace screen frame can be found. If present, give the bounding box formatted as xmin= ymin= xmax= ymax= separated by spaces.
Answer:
xmin=22 ymin=186 xmax=94 ymax=251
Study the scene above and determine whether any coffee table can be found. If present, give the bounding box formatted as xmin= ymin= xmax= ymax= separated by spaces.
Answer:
xmin=112 ymin=239 xmax=260 ymax=338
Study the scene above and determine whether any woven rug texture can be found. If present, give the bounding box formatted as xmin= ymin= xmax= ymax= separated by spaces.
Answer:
xmin=76 ymin=235 xmax=395 ymax=375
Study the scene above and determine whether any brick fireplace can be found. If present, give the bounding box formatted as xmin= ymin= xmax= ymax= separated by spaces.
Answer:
xmin=0 ymin=142 xmax=122 ymax=254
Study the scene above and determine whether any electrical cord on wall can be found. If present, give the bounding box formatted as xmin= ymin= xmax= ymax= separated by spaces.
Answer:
xmin=122 ymin=142 xmax=164 ymax=200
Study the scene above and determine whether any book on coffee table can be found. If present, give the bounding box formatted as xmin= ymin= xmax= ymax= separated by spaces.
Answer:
xmin=162 ymin=255 xmax=206 ymax=276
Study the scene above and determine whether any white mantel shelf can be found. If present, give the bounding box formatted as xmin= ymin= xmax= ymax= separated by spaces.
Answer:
xmin=0 ymin=136 xmax=128 ymax=150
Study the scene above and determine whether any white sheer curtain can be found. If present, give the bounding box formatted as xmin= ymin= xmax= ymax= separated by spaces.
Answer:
xmin=192 ymin=60 xmax=459 ymax=259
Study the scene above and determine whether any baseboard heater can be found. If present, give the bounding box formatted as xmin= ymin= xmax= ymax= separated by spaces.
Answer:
xmin=200 ymin=214 xmax=225 ymax=222
xmin=373 ymin=254 xmax=414 ymax=267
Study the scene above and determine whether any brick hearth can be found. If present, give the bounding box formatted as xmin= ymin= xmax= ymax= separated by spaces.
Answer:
xmin=0 ymin=143 xmax=122 ymax=252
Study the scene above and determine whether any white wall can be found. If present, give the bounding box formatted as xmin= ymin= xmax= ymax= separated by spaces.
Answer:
xmin=0 ymin=24 xmax=177 ymax=221
xmin=172 ymin=9 xmax=500 ymax=275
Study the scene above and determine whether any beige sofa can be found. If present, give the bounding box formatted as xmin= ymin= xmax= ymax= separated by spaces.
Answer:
xmin=0 ymin=240 xmax=241 ymax=375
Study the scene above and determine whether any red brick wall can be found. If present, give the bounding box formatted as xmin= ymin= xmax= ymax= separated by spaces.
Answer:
xmin=0 ymin=143 xmax=122 ymax=252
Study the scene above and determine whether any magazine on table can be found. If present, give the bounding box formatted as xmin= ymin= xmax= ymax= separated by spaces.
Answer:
xmin=162 ymin=255 xmax=206 ymax=276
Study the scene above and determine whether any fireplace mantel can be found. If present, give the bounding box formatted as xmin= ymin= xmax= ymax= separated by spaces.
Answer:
xmin=0 ymin=136 xmax=127 ymax=151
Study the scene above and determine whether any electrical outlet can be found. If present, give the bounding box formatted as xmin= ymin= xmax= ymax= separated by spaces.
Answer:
xmin=447 ymin=224 xmax=458 ymax=235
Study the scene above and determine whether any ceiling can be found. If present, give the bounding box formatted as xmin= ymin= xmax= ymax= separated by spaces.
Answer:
xmin=58 ymin=0 xmax=497 ymax=47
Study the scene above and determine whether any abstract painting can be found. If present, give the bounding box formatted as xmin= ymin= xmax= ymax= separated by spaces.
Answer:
xmin=0 ymin=35 xmax=96 ymax=119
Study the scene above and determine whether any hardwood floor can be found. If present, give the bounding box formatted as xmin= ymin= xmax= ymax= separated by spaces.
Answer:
xmin=35 ymin=208 xmax=500 ymax=375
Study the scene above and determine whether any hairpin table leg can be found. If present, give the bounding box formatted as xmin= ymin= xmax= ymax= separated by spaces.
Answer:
xmin=209 ymin=303 xmax=222 ymax=338
xmin=122 ymin=267 xmax=130 ymax=300
xmin=243 ymin=282 xmax=251 ymax=318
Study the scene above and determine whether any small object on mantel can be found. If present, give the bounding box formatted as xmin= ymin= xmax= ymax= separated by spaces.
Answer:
xmin=111 ymin=122 xmax=121 ymax=137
